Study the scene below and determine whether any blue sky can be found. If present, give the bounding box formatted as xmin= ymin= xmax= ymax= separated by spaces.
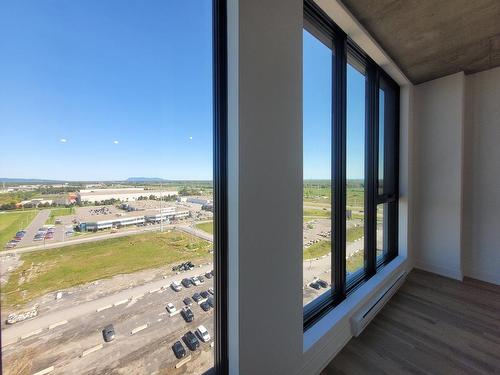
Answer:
xmin=303 ymin=30 xmax=366 ymax=180
xmin=0 ymin=4 xmax=365 ymax=181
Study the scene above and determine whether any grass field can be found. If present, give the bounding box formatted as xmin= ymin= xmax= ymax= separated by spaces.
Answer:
xmin=304 ymin=240 xmax=330 ymax=260
xmin=1 ymin=230 xmax=212 ymax=309
xmin=346 ymin=225 xmax=364 ymax=242
xmin=46 ymin=207 xmax=75 ymax=224
xmin=303 ymin=208 xmax=330 ymax=218
xmin=0 ymin=211 xmax=38 ymax=247
xmin=195 ymin=221 xmax=214 ymax=235
xmin=346 ymin=251 xmax=364 ymax=274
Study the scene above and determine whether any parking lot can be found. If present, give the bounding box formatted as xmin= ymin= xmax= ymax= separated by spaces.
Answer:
xmin=1 ymin=265 xmax=215 ymax=374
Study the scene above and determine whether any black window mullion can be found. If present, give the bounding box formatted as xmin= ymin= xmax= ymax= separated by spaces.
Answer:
xmin=365 ymin=62 xmax=378 ymax=279
xmin=333 ymin=34 xmax=347 ymax=299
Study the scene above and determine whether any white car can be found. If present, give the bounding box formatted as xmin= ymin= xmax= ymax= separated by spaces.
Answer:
xmin=196 ymin=325 xmax=210 ymax=342
xmin=191 ymin=276 xmax=201 ymax=286
xmin=166 ymin=303 xmax=176 ymax=313
xmin=170 ymin=281 xmax=182 ymax=292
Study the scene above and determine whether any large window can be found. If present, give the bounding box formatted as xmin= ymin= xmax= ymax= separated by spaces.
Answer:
xmin=0 ymin=1 xmax=227 ymax=374
xmin=303 ymin=0 xmax=399 ymax=328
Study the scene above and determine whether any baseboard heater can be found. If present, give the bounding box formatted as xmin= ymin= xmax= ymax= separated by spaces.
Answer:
xmin=350 ymin=271 xmax=407 ymax=337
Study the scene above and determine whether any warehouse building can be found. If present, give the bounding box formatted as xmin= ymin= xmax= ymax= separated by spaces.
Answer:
xmin=77 ymin=188 xmax=178 ymax=203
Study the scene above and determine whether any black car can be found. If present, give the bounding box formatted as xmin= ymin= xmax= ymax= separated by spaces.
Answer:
xmin=181 ymin=278 xmax=193 ymax=288
xmin=210 ymin=269 xmax=214 ymax=276
xmin=309 ymin=281 xmax=321 ymax=290
xmin=172 ymin=340 xmax=186 ymax=359
xmin=192 ymin=293 xmax=202 ymax=303
xmin=200 ymin=301 xmax=211 ymax=311
xmin=317 ymin=279 xmax=328 ymax=288
xmin=198 ymin=275 xmax=205 ymax=283
xmin=205 ymin=272 xmax=213 ymax=279
xmin=207 ymin=296 xmax=214 ymax=308
xmin=200 ymin=290 xmax=210 ymax=299
xmin=183 ymin=331 xmax=200 ymax=351
xmin=102 ymin=324 xmax=115 ymax=342
xmin=183 ymin=297 xmax=193 ymax=306
xmin=181 ymin=307 xmax=194 ymax=323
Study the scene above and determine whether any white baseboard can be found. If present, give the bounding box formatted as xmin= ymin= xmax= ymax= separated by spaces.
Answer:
xmin=464 ymin=268 xmax=500 ymax=285
xmin=414 ymin=260 xmax=463 ymax=281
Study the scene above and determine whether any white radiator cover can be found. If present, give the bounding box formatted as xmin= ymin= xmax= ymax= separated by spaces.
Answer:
xmin=350 ymin=271 xmax=407 ymax=337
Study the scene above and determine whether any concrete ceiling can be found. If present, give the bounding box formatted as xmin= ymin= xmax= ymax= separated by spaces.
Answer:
xmin=341 ymin=0 xmax=500 ymax=84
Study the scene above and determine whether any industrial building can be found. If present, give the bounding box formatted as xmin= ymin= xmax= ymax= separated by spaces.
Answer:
xmin=78 ymin=208 xmax=189 ymax=231
xmin=77 ymin=188 xmax=178 ymax=203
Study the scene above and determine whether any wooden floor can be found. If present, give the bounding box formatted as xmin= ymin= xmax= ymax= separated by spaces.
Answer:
xmin=322 ymin=269 xmax=500 ymax=375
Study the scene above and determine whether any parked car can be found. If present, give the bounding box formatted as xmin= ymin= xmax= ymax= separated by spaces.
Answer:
xmin=200 ymin=291 xmax=210 ymax=299
xmin=102 ymin=324 xmax=115 ymax=342
xmin=181 ymin=307 xmax=194 ymax=323
xmin=172 ymin=340 xmax=186 ymax=359
xmin=198 ymin=275 xmax=205 ymax=283
xmin=200 ymin=301 xmax=211 ymax=311
xmin=207 ymin=296 xmax=214 ymax=308
xmin=192 ymin=293 xmax=202 ymax=303
xmin=183 ymin=331 xmax=200 ymax=351
xmin=317 ymin=279 xmax=328 ymax=288
xmin=208 ymin=287 xmax=214 ymax=295
xmin=183 ymin=297 xmax=193 ymax=306
xmin=166 ymin=303 xmax=176 ymax=313
xmin=181 ymin=278 xmax=193 ymax=288
xmin=196 ymin=325 xmax=211 ymax=342
xmin=205 ymin=272 xmax=213 ymax=279
xmin=191 ymin=276 xmax=201 ymax=286
xmin=170 ymin=281 xmax=182 ymax=292
xmin=309 ymin=281 xmax=321 ymax=290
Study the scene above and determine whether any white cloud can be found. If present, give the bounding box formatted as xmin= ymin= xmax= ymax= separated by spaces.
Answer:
xmin=189 ymin=136 xmax=193 ymax=140
xmin=113 ymin=140 xmax=119 ymax=144
xmin=60 ymin=138 xmax=67 ymax=143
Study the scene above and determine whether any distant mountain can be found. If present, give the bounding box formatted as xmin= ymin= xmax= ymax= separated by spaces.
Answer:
xmin=126 ymin=177 xmax=167 ymax=182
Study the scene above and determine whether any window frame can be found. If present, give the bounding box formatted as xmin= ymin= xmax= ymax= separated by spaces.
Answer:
xmin=213 ymin=0 xmax=228 ymax=373
xmin=303 ymin=0 xmax=399 ymax=330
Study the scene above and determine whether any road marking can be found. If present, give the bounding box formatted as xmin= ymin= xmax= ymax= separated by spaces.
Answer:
xmin=20 ymin=328 xmax=43 ymax=340
xmin=175 ymin=355 xmax=192 ymax=368
xmin=96 ymin=304 xmax=112 ymax=312
xmin=32 ymin=366 xmax=55 ymax=375
xmin=130 ymin=324 xmax=148 ymax=335
xmin=149 ymin=287 xmax=161 ymax=294
xmin=169 ymin=310 xmax=181 ymax=317
xmin=113 ymin=299 xmax=129 ymax=306
xmin=81 ymin=343 xmax=103 ymax=357
xmin=48 ymin=320 xmax=68 ymax=330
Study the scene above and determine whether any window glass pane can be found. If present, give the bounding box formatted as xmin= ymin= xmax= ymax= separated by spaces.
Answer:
xmin=346 ymin=62 xmax=366 ymax=279
xmin=378 ymin=88 xmax=385 ymax=195
xmin=303 ymin=29 xmax=333 ymax=306
xmin=0 ymin=1 xmax=215 ymax=374
xmin=376 ymin=203 xmax=388 ymax=261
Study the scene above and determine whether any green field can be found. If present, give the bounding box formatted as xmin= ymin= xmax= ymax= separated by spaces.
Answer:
xmin=1 ymin=230 xmax=212 ymax=309
xmin=0 ymin=211 xmax=38 ymax=247
xmin=347 ymin=225 xmax=364 ymax=242
xmin=195 ymin=221 xmax=214 ymax=235
xmin=303 ymin=208 xmax=330 ymax=218
xmin=304 ymin=240 xmax=330 ymax=260
xmin=46 ymin=207 xmax=75 ymax=224
xmin=346 ymin=251 xmax=364 ymax=273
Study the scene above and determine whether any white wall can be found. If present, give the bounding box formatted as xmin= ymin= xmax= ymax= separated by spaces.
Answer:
xmin=413 ymin=72 xmax=465 ymax=280
xmin=413 ymin=67 xmax=500 ymax=285
xmin=463 ymin=67 xmax=500 ymax=284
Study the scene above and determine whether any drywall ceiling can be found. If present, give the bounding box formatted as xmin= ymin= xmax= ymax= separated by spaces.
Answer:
xmin=341 ymin=0 xmax=500 ymax=84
